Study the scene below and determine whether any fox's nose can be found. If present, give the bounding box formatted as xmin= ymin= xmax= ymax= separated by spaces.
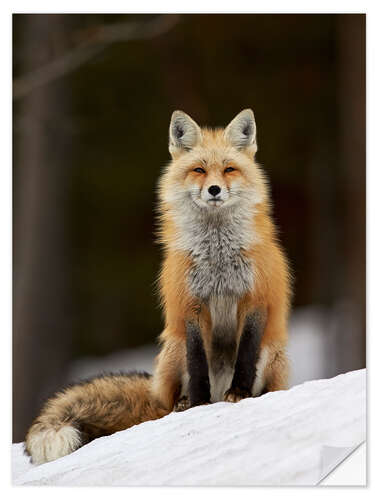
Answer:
xmin=208 ymin=185 xmax=221 ymax=197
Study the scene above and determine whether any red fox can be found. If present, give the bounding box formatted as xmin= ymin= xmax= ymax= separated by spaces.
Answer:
xmin=25 ymin=109 xmax=291 ymax=464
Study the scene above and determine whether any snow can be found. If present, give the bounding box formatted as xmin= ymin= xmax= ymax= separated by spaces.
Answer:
xmin=12 ymin=369 xmax=366 ymax=486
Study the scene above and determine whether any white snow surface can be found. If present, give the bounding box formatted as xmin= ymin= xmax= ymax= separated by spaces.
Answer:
xmin=12 ymin=369 xmax=366 ymax=486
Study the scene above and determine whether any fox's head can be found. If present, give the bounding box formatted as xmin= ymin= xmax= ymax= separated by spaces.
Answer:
xmin=159 ymin=110 xmax=267 ymax=213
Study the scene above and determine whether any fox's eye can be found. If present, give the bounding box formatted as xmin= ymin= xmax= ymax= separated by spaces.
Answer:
xmin=224 ymin=166 xmax=235 ymax=173
xmin=193 ymin=167 xmax=206 ymax=174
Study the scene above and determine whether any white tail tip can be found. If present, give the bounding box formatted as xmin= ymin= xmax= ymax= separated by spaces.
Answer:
xmin=27 ymin=425 xmax=81 ymax=465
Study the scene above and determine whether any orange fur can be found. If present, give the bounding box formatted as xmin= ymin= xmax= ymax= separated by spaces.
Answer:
xmin=25 ymin=110 xmax=292 ymax=465
xmin=153 ymin=119 xmax=291 ymax=410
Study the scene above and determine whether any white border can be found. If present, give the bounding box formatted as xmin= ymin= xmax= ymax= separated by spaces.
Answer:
xmin=3 ymin=2 xmax=372 ymax=498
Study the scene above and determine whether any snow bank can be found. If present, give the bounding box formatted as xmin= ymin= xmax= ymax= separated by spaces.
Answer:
xmin=12 ymin=369 xmax=366 ymax=486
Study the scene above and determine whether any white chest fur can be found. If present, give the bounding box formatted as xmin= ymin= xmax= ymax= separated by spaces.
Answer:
xmin=188 ymin=226 xmax=253 ymax=300
xmin=173 ymin=204 xmax=257 ymax=402
xmin=173 ymin=207 xmax=255 ymax=301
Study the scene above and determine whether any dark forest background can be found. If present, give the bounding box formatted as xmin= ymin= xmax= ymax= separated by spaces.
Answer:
xmin=13 ymin=14 xmax=365 ymax=442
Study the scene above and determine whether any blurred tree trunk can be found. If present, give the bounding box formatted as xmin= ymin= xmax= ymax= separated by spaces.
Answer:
xmin=336 ymin=14 xmax=366 ymax=372
xmin=13 ymin=15 xmax=73 ymax=442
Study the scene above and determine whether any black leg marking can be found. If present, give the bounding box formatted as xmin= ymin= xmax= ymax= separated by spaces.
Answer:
xmin=186 ymin=321 xmax=211 ymax=407
xmin=226 ymin=311 xmax=264 ymax=400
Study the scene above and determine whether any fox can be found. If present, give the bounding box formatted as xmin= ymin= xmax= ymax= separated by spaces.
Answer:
xmin=25 ymin=109 xmax=291 ymax=464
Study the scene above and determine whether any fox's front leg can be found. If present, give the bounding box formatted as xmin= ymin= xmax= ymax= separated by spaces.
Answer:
xmin=186 ymin=320 xmax=211 ymax=407
xmin=152 ymin=335 xmax=185 ymax=411
xmin=224 ymin=311 xmax=264 ymax=403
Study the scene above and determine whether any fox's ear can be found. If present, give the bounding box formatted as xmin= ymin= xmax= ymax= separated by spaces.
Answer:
xmin=224 ymin=109 xmax=257 ymax=155
xmin=169 ymin=110 xmax=202 ymax=157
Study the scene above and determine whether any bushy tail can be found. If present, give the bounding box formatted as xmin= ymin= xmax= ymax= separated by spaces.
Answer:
xmin=25 ymin=372 xmax=168 ymax=464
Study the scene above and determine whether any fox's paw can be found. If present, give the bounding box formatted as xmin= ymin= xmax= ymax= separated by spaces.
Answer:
xmin=26 ymin=425 xmax=82 ymax=465
xmin=174 ymin=396 xmax=190 ymax=412
xmin=224 ymin=387 xmax=252 ymax=403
